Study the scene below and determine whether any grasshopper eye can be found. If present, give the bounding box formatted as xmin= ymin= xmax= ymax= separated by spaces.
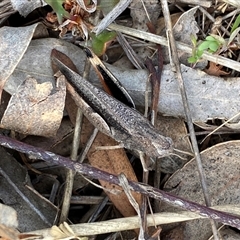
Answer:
xmin=83 ymin=47 xmax=94 ymax=58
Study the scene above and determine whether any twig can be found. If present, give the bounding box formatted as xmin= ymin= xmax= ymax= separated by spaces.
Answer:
xmin=119 ymin=173 xmax=145 ymax=239
xmin=0 ymin=135 xmax=240 ymax=229
xmin=26 ymin=205 xmax=240 ymax=237
xmin=92 ymin=0 xmax=132 ymax=35
xmin=117 ymin=32 xmax=145 ymax=69
xmin=160 ymin=0 xmax=220 ymax=239
xmin=108 ymin=23 xmax=240 ymax=72
xmin=58 ymin=54 xmax=89 ymax=223
xmin=78 ymin=128 xmax=98 ymax=163
xmin=168 ymin=0 xmax=212 ymax=7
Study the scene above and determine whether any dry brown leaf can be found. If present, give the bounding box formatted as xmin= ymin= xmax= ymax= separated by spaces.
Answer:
xmin=18 ymin=233 xmax=42 ymax=240
xmin=156 ymin=12 xmax=182 ymax=35
xmin=205 ymin=61 xmax=229 ymax=77
xmin=87 ymin=131 xmax=141 ymax=217
xmin=1 ymin=76 xmax=66 ymax=137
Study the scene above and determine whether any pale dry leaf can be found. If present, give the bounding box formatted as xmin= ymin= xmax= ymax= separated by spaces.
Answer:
xmin=0 ymin=204 xmax=18 ymax=228
xmin=0 ymin=23 xmax=42 ymax=101
xmin=0 ymin=205 xmax=19 ymax=240
xmin=10 ymin=0 xmax=46 ymax=17
xmin=219 ymin=0 xmax=240 ymax=7
xmin=1 ymin=75 xmax=66 ymax=137
xmin=161 ymin=140 xmax=240 ymax=239
xmin=173 ymin=6 xmax=199 ymax=45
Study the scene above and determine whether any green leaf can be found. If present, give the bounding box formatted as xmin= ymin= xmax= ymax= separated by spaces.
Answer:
xmin=205 ymin=36 xmax=216 ymax=41
xmin=190 ymin=35 xmax=197 ymax=47
xmin=231 ymin=14 xmax=240 ymax=33
xmin=209 ymin=41 xmax=219 ymax=52
xmin=198 ymin=41 xmax=211 ymax=51
xmin=210 ymin=34 xmax=225 ymax=45
xmin=196 ymin=49 xmax=204 ymax=58
xmin=90 ymin=30 xmax=117 ymax=56
xmin=187 ymin=56 xmax=198 ymax=63
xmin=44 ymin=0 xmax=70 ymax=24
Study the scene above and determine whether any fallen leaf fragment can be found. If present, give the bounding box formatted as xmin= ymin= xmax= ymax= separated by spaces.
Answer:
xmin=1 ymin=76 xmax=66 ymax=137
xmin=204 ymin=61 xmax=229 ymax=76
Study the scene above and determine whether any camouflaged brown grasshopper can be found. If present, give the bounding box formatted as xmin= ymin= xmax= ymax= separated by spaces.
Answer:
xmin=51 ymin=49 xmax=173 ymax=159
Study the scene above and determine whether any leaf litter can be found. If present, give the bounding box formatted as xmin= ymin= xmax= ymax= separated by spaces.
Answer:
xmin=0 ymin=1 xmax=240 ymax=239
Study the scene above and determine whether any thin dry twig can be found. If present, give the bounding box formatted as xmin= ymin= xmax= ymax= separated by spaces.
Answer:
xmin=108 ymin=23 xmax=240 ymax=72
xmin=119 ymin=173 xmax=145 ymax=239
xmin=160 ymin=0 xmax=220 ymax=239
xmin=92 ymin=0 xmax=132 ymax=35
xmin=26 ymin=205 xmax=240 ymax=237
xmin=168 ymin=0 xmax=212 ymax=7
xmin=57 ymin=56 xmax=89 ymax=224
xmin=117 ymin=32 xmax=145 ymax=69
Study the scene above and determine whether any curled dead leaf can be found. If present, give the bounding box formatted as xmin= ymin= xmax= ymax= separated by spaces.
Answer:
xmin=204 ymin=61 xmax=229 ymax=77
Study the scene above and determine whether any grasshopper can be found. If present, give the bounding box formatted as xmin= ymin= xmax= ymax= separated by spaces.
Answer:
xmin=51 ymin=50 xmax=173 ymax=158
